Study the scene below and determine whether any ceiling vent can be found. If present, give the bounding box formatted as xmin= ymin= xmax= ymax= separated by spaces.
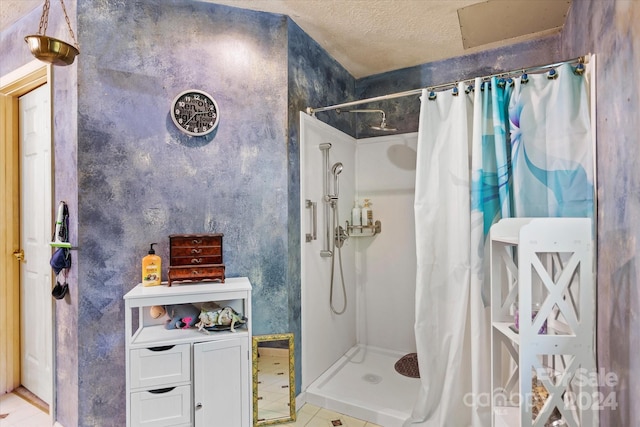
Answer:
xmin=458 ymin=0 xmax=572 ymax=49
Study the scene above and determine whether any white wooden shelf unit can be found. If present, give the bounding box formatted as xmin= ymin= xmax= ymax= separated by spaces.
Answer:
xmin=490 ymin=218 xmax=596 ymax=427
xmin=124 ymin=277 xmax=252 ymax=427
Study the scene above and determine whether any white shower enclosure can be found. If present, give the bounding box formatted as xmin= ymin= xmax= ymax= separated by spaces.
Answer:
xmin=300 ymin=112 xmax=420 ymax=426
xmin=300 ymin=112 xmax=358 ymax=389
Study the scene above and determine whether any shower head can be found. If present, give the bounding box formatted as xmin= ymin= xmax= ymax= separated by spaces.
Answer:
xmin=370 ymin=115 xmax=397 ymax=132
xmin=338 ymin=108 xmax=397 ymax=132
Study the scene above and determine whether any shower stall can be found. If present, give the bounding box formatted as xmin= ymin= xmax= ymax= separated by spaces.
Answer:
xmin=300 ymin=112 xmax=420 ymax=427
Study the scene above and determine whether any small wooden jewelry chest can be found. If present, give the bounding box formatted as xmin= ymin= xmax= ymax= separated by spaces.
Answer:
xmin=168 ymin=233 xmax=225 ymax=286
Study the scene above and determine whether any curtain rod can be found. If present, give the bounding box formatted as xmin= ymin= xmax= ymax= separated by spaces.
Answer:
xmin=306 ymin=55 xmax=587 ymax=115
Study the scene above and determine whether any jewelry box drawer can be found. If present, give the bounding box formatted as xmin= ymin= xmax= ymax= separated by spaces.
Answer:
xmin=170 ymin=253 xmax=222 ymax=266
xmin=168 ymin=264 xmax=225 ymax=285
xmin=130 ymin=344 xmax=191 ymax=389
xmin=170 ymin=246 xmax=222 ymax=265
xmin=130 ymin=385 xmax=191 ymax=427
xmin=169 ymin=233 xmax=223 ymax=248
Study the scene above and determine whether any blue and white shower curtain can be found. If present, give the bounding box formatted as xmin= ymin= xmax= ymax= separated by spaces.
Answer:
xmin=408 ymin=63 xmax=594 ymax=427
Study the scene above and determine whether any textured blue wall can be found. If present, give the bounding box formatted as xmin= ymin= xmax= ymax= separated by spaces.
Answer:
xmin=2 ymin=0 xmax=638 ymax=425
xmin=561 ymin=1 xmax=640 ymax=425
xmin=76 ymin=1 xmax=289 ymax=425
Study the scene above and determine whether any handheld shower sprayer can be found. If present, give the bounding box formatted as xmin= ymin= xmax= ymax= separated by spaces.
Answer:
xmin=315 ymin=143 xmax=348 ymax=314
xmin=332 ymin=162 xmax=343 ymax=198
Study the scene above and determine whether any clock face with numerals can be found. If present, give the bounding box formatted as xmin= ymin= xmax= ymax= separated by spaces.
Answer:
xmin=171 ymin=89 xmax=219 ymax=136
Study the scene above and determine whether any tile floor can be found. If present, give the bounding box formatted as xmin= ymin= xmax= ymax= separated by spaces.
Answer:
xmin=256 ymin=349 xmax=382 ymax=427
xmin=1 ymin=349 xmax=381 ymax=427
xmin=0 ymin=392 xmax=380 ymax=427
xmin=280 ymin=403 xmax=384 ymax=427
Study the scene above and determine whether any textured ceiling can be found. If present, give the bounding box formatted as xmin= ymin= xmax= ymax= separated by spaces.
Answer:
xmin=0 ymin=0 xmax=570 ymax=78
xmin=210 ymin=0 xmax=487 ymax=77
xmin=206 ymin=0 xmax=570 ymax=77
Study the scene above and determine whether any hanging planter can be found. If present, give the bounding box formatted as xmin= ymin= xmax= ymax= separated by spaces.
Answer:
xmin=24 ymin=0 xmax=79 ymax=66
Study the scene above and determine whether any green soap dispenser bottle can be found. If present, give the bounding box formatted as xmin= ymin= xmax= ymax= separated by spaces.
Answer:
xmin=142 ymin=243 xmax=162 ymax=286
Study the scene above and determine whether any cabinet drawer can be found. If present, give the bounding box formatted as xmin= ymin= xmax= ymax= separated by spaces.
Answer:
xmin=130 ymin=344 xmax=190 ymax=389
xmin=130 ymin=385 xmax=191 ymax=427
xmin=168 ymin=264 xmax=225 ymax=285
xmin=169 ymin=233 xmax=222 ymax=248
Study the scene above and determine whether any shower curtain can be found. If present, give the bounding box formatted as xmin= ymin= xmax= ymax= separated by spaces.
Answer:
xmin=407 ymin=63 xmax=594 ymax=427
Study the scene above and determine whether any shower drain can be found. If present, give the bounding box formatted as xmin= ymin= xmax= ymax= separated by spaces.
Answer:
xmin=362 ymin=373 xmax=382 ymax=384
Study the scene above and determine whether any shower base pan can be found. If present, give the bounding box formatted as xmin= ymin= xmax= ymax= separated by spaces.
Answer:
xmin=305 ymin=344 xmax=421 ymax=427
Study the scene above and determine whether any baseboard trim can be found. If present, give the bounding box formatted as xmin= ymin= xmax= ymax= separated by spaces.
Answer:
xmin=13 ymin=386 xmax=48 ymax=414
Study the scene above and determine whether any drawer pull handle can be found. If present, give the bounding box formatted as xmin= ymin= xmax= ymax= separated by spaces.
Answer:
xmin=192 ymin=239 xmax=202 ymax=244
xmin=191 ymin=248 xmax=202 ymax=254
xmin=148 ymin=345 xmax=175 ymax=352
xmin=149 ymin=387 xmax=175 ymax=394
xmin=191 ymin=270 xmax=201 ymax=276
xmin=191 ymin=258 xmax=203 ymax=264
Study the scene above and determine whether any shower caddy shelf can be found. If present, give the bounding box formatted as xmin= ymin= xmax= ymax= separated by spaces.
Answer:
xmin=489 ymin=218 xmax=595 ymax=427
xmin=346 ymin=220 xmax=381 ymax=237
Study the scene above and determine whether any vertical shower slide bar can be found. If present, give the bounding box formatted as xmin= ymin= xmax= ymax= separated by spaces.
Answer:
xmin=319 ymin=143 xmax=333 ymax=257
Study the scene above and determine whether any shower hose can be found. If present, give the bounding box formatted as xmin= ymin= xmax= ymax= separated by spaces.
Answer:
xmin=330 ymin=202 xmax=347 ymax=315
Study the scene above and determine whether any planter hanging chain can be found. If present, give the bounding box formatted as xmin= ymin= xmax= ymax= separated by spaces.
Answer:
xmin=25 ymin=0 xmax=80 ymax=66
xmin=38 ymin=0 xmax=79 ymax=51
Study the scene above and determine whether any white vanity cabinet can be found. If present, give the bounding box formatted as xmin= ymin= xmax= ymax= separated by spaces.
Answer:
xmin=124 ymin=277 xmax=252 ymax=427
xmin=490 ymin=218 xmax=595 ymax=427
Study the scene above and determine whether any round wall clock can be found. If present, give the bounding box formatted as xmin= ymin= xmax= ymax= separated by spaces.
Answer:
xmin=171 ymin=89 xmax=219 ymax=136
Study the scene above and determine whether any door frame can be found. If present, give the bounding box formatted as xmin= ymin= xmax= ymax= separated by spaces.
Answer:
xmin=0 ymin=60 xmax=54 ymax=413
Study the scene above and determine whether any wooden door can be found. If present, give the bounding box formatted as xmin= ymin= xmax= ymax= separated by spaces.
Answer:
xmin=0 ymin=60 xmax=48 ymax=396
xmin=19 ymin=83 xmax=53 ymax=404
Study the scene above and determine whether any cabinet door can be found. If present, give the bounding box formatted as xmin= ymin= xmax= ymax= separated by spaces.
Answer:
xmin=193 ymin=338 xmax=249 ymax=427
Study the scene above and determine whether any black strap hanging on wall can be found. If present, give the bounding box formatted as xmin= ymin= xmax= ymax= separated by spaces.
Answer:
xmin=50 ymin=201 xmax=71 ymax=299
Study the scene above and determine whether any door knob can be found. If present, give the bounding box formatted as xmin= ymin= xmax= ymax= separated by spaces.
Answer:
xmin=12 ymin=249 xmax=24 ymax=262
xmin=195 ymin=402 xmax=203 ymax=410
